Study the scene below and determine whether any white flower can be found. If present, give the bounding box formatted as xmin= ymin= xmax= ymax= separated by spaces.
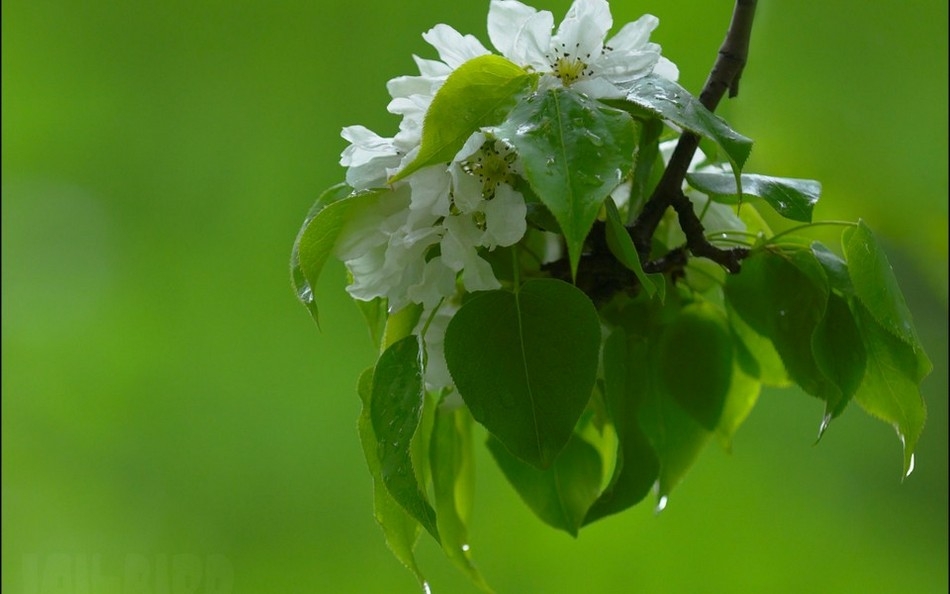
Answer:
xmin=339 ymin=126 xmax=402 ymax=190
xmin=487 ymin=0 xmax=678 ymax=99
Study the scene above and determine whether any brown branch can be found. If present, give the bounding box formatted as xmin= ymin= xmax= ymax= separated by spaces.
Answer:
xmin=631 ymin=0 xmax=757 ymax=267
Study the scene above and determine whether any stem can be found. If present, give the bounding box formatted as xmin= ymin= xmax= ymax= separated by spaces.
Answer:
xmin=630 ymin=0 xmax=758 ymax=268
xmin=763 ymin=220 xmax=858 ymax=246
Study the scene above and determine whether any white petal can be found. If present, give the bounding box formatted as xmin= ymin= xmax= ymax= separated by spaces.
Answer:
xmin=552 ymin=0 xmax=612 ymax=63
xmin=408 ymin=165 xmax=452 ymax=222
xmin=448 ymin=162 xmax=486 ymax=214
xmin=488 ymin=0 xmax=554 ymax=71
xmin=440 ymin=215 xmax=482 ymax=271
xmin=482 ymin=184 xmax=527 ymax=247
xmin=653 ymin=56 xmax=680 ymax=82
xmin=422 ymin=24 xmax=491 ymax=69
xmin=572 ymin=76 xmax=625 ymax=99
xmin=407 ymin=256 xmax=457 ymax=308
xmin=340 ymin=126 xmax=397 ymax=167
xmin=605 ymin=14 xmax=658 ymax=51
xmin=413 ymin=55 xmax=453 ymax=78
xmin=461 ymin=254 xmax=501 ymax=292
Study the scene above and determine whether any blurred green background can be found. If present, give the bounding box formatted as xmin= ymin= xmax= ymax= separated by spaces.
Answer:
xmin=2 ymin=1 xmax=946 ymax=592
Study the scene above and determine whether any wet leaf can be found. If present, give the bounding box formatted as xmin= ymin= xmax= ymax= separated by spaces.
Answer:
xmin=811 ymin=241 xmax=853 ymax=295
xmin=843 ymin=220 xmax=924 ymax=350
xmin=584 ymin=328 xmax=659 ymax=524
xmin=628 ymin=117 xmax=664 ymax=219
xmin=495 ymin=88 xmax=636 ymax=277
xmin=657 ymin=302 xmax=734 ymax=431
xmin=444 ymin=279 xmax=601 ymax=469
xmin=604 ymin=197 xmax=656 ymax=297
xmin=852 ymin=303 xmax=929 ymax=477
xmin=431 ymin=404 xmax=493 ymax=592
xmin=687 ymin=172 xmax=820 ymax=223
xmin=290 ymin=186 xmax=383 ymax=325
xmin=371 ymin=336 xmax=439 ymax=540
xmin=812 ymin=293 xmax=866 ymax=420
xmin=391 ymin=55 xmax=535 ymax=182
xmin=356 ymin=368 xmax=426 ymax=588
xmin=716 ymin=364 xmax=761 ymax=451
xmin=620 ymin=75 xmax=753 ymax=171
xmin=488 ymin=433 xmax=602 ymax=536
xmin=725 ymin=250 xmax=847 ymax=418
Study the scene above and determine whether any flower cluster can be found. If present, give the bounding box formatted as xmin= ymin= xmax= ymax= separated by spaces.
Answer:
xmin=334 ymin=0 xmax=677 ymax=389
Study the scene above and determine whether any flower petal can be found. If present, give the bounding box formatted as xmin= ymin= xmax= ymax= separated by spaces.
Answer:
xmin=482 ymin=184 xmax=527 ymax=247
xmin=488 ymin=0 xmax=554 ymax=71
xmin=551 ymin=0 xmax=612 ymax=63
xmin=422 ymin=24 xmax=491 ymax=69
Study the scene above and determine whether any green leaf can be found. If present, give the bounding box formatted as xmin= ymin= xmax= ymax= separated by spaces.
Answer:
xmin=843 ymin=220 xmax=924 ymax=350
xmin=628 ymin=117 xmax=664 ymax=221
xmin=390 ymin=55 xmax=535 ymax=182
xmin=811 ymin=241 xmax=853 ymax=295
xmin=657 ymin=302 xmax=734 ymax=431
xmin=725 ymin=250 xmax=847 ymax=421
xmin=620 ymin=75 xmax=753 ymax=171
xmin=495 ymin=88 xmax=637 ymax=277
xmin=371 ymin=336 xmax=439 ymax=540
xmin=444 ymin=279 xmax=601 ymax=469
xmin=686 ymin=172 xmax=820 ymax=223
xmin=488 ymin=433 xmax=602 ymax=536
xmin=716 ymin=364 xmax=761 ymax=451
xmin=726 ymin=303 xmax=788 ymax=386
xmin=852 ymin=303 xmax=928 ymax=477
xmin=430 ymin=404 xmax=493 ymax=592
xmin=584 ymin=328 xmax=659 ymax=524
xmin=812 ymin=293 xmax=866 ymax=421
xmin=356 ymin=368 xmax=426 ymax=589
xmin=354 ymin=297 xmax=388 ymax=349
xmin=290 ymin=186 xmax=383 ymax=325
xmin=604 ymin=197 xmax=656 ymax=297
xmin=639 ymin=358 xmax=711 ymax=505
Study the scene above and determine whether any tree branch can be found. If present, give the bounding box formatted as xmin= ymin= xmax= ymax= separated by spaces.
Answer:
xmin=630 ymin=0 xmax=757 ymax=267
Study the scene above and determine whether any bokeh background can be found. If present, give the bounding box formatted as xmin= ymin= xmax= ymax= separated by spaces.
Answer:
xmin=3 ymin=1 xmax=946 ymax=592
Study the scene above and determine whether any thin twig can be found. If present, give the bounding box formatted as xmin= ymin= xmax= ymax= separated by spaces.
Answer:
xmin=630 ymin=0 xmax=758 ymax=269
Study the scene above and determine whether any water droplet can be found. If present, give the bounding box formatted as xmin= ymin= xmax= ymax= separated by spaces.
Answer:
xmin=905 ymin=454 xmax=916 ymax=478
xmin=655 ymin=495 xmax=668 ymax=514
xmin=546 ymin=156 xmax=556 ymax=167
xmin=461 ymin=544 xmax=470 ymax=552
xmin=778 ymin=310 xmax=787 ymax=317
xmin=422 ymin=581 xmax=432 ymax=594
xmin=585 ymin=131 xmax=604 ymax=146
xmin=817 ymin=412 xmax=832 ymax=440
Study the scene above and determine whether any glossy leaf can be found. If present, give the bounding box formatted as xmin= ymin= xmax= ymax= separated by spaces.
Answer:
xmin=290 ymin=184 xmax=353 ymax=324
xmin=687 ymin=172 xmax=820 ymax=223
xmin=843 ymin=221 xmax=923 ymax=349
xmin=390 ymin=55 xmax=535 ymax=182
xmin=371 ymin=336 xmax=439 ymax=540
xmin=639 ymin=351 xmax=711 ymax=503
xmin=604 ymin=197 xmax=656 ymax=297
xmin=488 ymin=434 xmax=602 ymax=536
xmin=811 ymin=241 xmax=853 ymax=295
xmin=444 ymin=279 xmax=601 ymax=469
xmin=290 ymin=187 xmax=382 ymax=325
xmin=585 ymin=328 xmax=659 ymax=524
xmin=356 ymin=368 xmax=426 ymax=588
xmin=622 ymin=75 xmax=753 ymax=171
xmin=852 ymin=303 xmax=929 ymax=477
xmin=725 ymin=250 xmax=847 ymax=419
xmin=657 ymin=302 xmax=734 ymax=431
xmin=812 ymin=293 xmax=866 ymax=420
xmin=628 ymin=117 xmax=664 ymax=221
xmin=430 ymin=404 xmax=492 ymax=592
xmin=495 ymin=88 xmax=636 ymax=277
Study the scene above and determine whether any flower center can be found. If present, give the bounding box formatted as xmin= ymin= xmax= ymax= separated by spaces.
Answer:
xmin=550 ymin=42 xmax=594 ymax=86
xmin=461 ymin=140 xmax=517 ymax=199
